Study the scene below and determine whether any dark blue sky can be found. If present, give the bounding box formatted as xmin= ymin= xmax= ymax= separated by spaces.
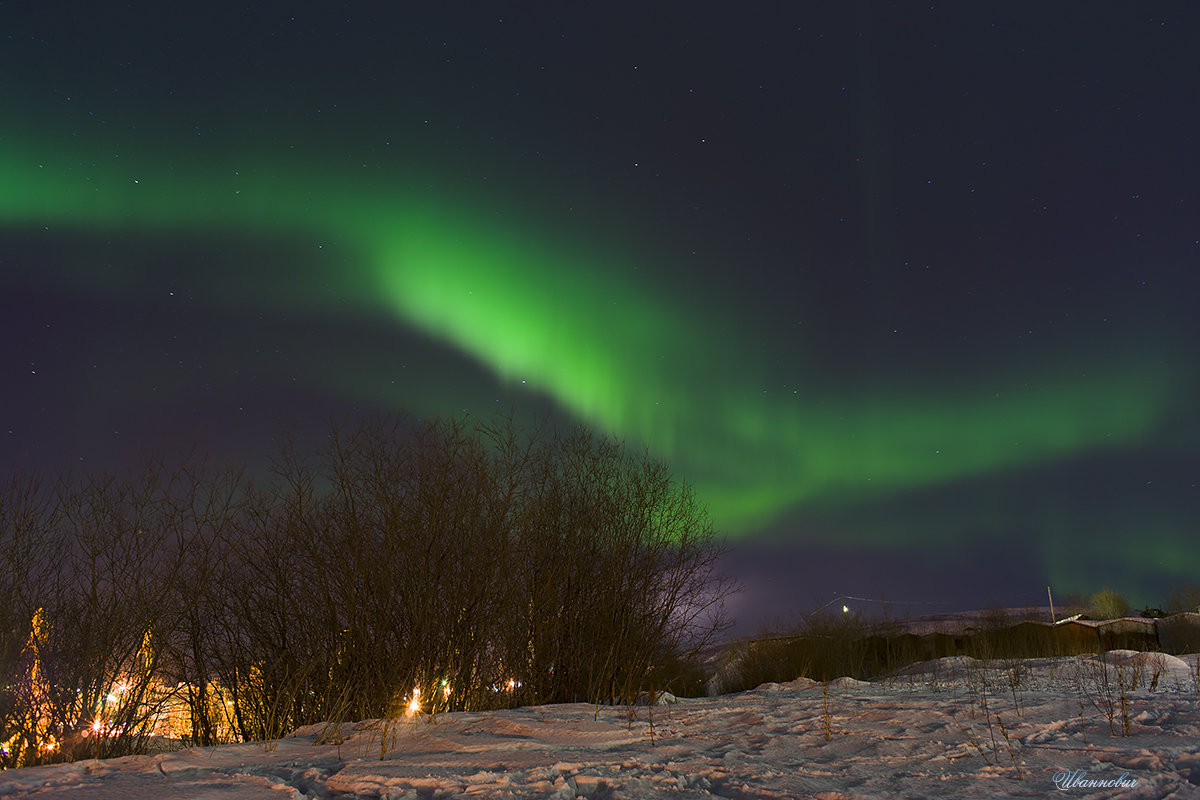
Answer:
xmin=2 ymin=3 xmax=1198 ymax=632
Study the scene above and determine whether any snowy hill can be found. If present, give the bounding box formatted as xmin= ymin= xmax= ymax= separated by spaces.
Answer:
xmin=1 ymin=651 xmax=1197 ymax=798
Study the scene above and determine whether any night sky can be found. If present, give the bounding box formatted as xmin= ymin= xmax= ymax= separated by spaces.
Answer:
xmin=2 ymin=4 xmax=1197 ymax=632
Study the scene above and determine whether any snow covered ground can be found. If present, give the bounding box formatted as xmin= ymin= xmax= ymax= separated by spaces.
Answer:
xmin=1 ymin=651 xmax=1197 ymax=799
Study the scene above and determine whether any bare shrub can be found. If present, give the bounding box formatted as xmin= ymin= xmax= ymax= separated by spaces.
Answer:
xmin=0 ymin=472 xmax=63 ymax=767
xmin=10 ymin=460 xmax=202 ymax=764
xmin=1090 ymin=588 xmax=1131 ymax=620
xmin=503 ymin=423 xmax=732 ymax=708
xmin=0 ymin=413 xmax=735 ymax=761
xmin=1165 ymin=585 xmax=1200 ymax=615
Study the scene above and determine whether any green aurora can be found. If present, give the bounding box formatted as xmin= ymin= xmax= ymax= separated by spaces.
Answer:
xmin=0 ymin=129 xmax=1184 ymax=536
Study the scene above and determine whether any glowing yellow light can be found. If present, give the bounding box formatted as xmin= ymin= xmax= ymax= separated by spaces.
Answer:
xmin=92 ymin=719 xmax=104 ymax=732
xmin=406 ymin=687 xmax=421 ymax=717
xmin=842 ymin=605 xmax=850 ymax=614
xmin=507 ymin=678 xmax=517 ymax=692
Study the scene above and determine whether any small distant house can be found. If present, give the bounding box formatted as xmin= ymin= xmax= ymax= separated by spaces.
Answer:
xmin=1003 ymin=621 xmax=1055 ymax=657
xmin=919 ymin=632 xmax=961 ymax=660
xmin=1051 ymin=620 xmax=1101 ymax=655
xmin=1096 ymin=618 xmax=1159 ymax=652
xmin=1155 ymin=613 xmax=1200 ymax=654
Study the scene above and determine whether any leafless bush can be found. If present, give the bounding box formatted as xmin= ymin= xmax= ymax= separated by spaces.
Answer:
xmin=0 ymin=471 xmax=63 ymax=767
xmin=506 ymin=424 xmax=732 ymax=708
xmin=1090 ymin=588 xmax=1131 ymax=620
xmin=1071 ymin=653 xmax=1131 ymax=737
xmin=1 ymin=460 xmax=210 ymax=765
xmin=1165 ymin=585 xmax=1200 ymax=615
xmin=0 ymin=413 xmax=735 ymax=761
